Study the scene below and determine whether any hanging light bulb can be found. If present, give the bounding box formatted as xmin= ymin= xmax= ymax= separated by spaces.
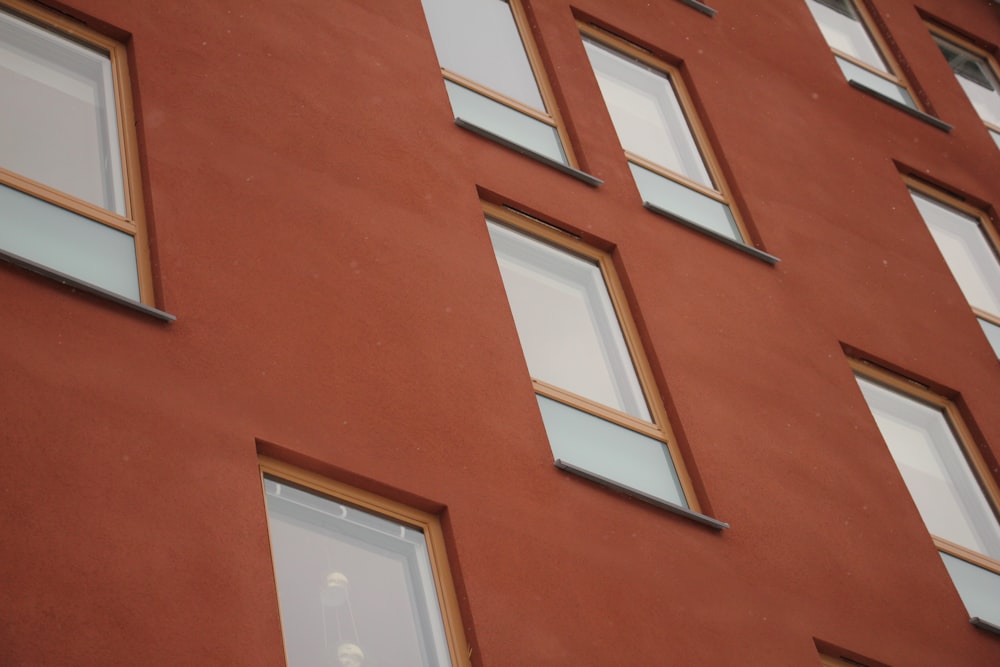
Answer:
xmin=321 ymin=571 xmax=350 ymax=607
xmin=336 ymin=642 xmax=365 ymax=667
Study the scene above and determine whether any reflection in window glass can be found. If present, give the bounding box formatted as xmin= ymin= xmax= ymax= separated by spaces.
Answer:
xmin=933 ymin=35 xmax=1000 ymax=129
xmin=263 ymin=477 xmax=454 ymax=667
xmin=804 ymin=0 xmax=888 ymax=73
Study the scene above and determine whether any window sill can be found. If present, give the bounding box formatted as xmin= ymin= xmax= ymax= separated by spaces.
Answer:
xmin=454 ymin=117 xmax=603 ymax=187
xmin=678 ymin=0 xmax=717 ymax=17
xmin=0 ymin=248 xmax=176 ymax=322
xmin=972 ymin=617 xmax=1000 ymax=637
xmin=555 ymin=458 xmax=729 ymax=530
xmin=847 ymin=80 xmax=953 ymax=132
xmin=643 ymin=202 xmax=781 ymax=265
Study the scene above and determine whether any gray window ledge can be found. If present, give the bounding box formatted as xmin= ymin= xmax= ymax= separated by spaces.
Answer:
xmin=972 ymin=617 xmax=1000 ymax=636
xmin=555 ymin=458 xmax=730 ymax=530
xmin=678 ymin=0 xmax=717 ymax=17
xmin=847 ymin=80 xmax=953 ymax=132
xmin=642 ymin=202 xmax=781 ymax=265
xmin=454 ymin=117 xmax=603 ymax=187
xmin=0 ymin=249 xmax=176 ymax=322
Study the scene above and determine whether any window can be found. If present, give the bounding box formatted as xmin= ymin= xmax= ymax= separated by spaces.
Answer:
xmin=928 ymin=25 xmax=1000 ymax=149
xmin=579 ymin=24 xmax=763 ymax=256
xmin=420 ymin=0 xmax=578 ymax=172
xmin=484 ymin=204 xmax=723 ymax=527
xmin=260 ymin=458 xmax=471 ymax=667
xmin=852 ymin=361 xmax=1000 ymax=632
xmin=0 ymin=0 xmax=153 ymax=305
xmin=906 ymin=178 xmax=1000 ymax=360
xmin=804 ymin=0 xmax=920 ymax=111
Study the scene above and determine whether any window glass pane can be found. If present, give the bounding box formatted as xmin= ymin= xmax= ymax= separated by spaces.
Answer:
xmin=910 ymin=191 xmax=1000 ymax=317
xmin=805 ymin=0 xmax=888 ymax=73
xmin=263 ymin=477 xmax=453 ymax=667
xmin=856 ymin=376 xmax=1000 ymax=559
xmin=0 ymin=8 xmax=125 ymax=214
xmin=836 ymin=57 xmax=915 ymax=107
xmin=0 ymin=183 xmax=138 ymax=300
xmin=934 ymin=37 xmax=1000 ymax=128
xmin=582 ymin=37 xmax=713 ymax=188
xmin=629 ymin=163 xmax=741 ymax=241
xmin=421 ymin=0 xmax=545 ymax=111
xmin=979 ymin=318 xmax=1000 ymax=359
xmin=487 ymin=220 xmax=651 ymax=421
xmin=940 ymin=552 xmax=1000 ymax=626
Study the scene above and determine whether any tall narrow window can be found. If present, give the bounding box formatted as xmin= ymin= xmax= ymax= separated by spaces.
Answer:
xmin=484 ymin=203 xmax=720 ymax=526
xmin=0 ymin=0 xmax=153 ymax=304
xmin=260 ymin=458 xmax=471 ymax=667
xmin=804 ymin=0 xmax=920 ymax=110
xmin=928 ymin=25 xmax=1000 ymax=149
xmin=579 ymin=24 xmax=752 ymax=249
xmin=852 ymin=362 xmax=1000 ymax=632
xmin=906 ymin=179 xmax=1000 ymax=360
xmin=420 ymin=0 xmax=575 ymax=169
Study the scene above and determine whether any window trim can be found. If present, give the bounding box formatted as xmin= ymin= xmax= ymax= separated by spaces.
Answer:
xmin=849 ymin=359 xmax=1000 ymax=578
xmin=258 ymin=456 xmax=472 ymax=667
xmin=577 ymin=22 xmax=754 ymax=246
xmin=926 ymin=22 xmax=1000 ymax=141
xmin=0 ymin=0 xmax=155 ymax=305
xmin=904 ymin=176 xmax=1000 ymax=337
xmin=484 ymin=202 xmax=702 ymax=512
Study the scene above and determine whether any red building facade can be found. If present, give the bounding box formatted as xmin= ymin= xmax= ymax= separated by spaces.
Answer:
xmin=3 ymin=0 xmax=1000 ymax=665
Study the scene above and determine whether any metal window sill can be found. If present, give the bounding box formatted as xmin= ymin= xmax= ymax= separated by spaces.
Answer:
xmin=678 ymin=0 xmax=717 ymax=17
xmin=972 ymin=617 xmax=1000 ymax=637
xmin=0 ymin=249 xmax=175 ymax=322
xmin=847 ymin=80 xmax=953 ymax=132
xmin=454 ymin=117 xmax=603 ymax=187
xmin=555 ymin=458 xmax=729 ymax=530
xmin=642 ymin=202 xmax=781 ymax=265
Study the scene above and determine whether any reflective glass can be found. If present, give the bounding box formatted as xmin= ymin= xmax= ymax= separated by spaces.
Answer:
xmin=940 ymin=552 xmax=1000 ymax=626
xmin=856 ymin=376 xmax=1000 ymax=559
xmin=0 ymin=183 xmax=138 ymax=300
xmin=979 ymin=318 xmax=1000 ymax=359
xmin=263 ymin=477 xmax=453 ymax=667
xmin=836 ymin=57 xmax=915 ymax=107
xmin=487 ymin=221 xmax=651 ymax=421
xmin=538 ymin=395 xmax=686 ymax=507
xmin=934 ymin=37 xmax=1000 ymax=128
xmin=421 ymin=0 xmax=545 ymax=111
xmin=910 ymin=191 xmax=1000 ymax=317
xmin=583 ymin=37 xmax=713 ymax=188
xmin=630 ymin=163 xmax=741 ymax=241
xmin=805 ymin=0 xmax=888 ymax=73
xmin=0 ymin=8 xmax=124 ymax=214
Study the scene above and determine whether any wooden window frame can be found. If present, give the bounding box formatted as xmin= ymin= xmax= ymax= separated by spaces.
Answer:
xmin=905 ymin=176 xmax=1000 ymax=335
xmin=577 ymin=22 xmax=752 ymax=244
xmin=484 ymin=202 xmax=701 ymax=512
xmin=0 ymin=0 xmax=154 ymax=304
xmin=926 ymin=22 xmax=1000 ymax=139
xmin=259 ymin=456 xmax=472 ymax=667
xmin=850 ymin=359 xmax=1000 ymax=577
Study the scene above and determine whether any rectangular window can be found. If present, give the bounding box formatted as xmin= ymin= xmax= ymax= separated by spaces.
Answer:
xmin=0 ymin=0 xmax=153 ymax=304
xmin=420 ymin=0 xmax=575 ymax=169
xmin=852 ymin=361 xmax=1000 ymax=632
xmin=906 ymin=178 xmax=1000 ymax=360
xmin=260 ymin=458 xmax=471 ymax=667
xmin=578 ymin=24 xmax=753 ymax=250
xmin=804 ymin=0 xmax=920 ymax=110
xmin=928 ymin=25 xmax=1000 ymax=149
xmin=484 ymin=204 xmax=722 ymax=526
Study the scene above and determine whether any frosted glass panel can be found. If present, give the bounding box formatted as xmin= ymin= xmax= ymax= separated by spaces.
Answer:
xmin=836 ymin=57 xmax=915 ymax=107
xmin=910 ymin=190 xmax=1000 ymax=317
xmin=445 ymin=81 xmax=566 ymax=164
xmin=940 ymin=552 xmax=1000 ymax=626
xmin=421 ymin=0 xmax=545 ymax=111
xmin=583 ymin=38 xmax=713 ymax=188
xmin=0 ymin=8 xmax=124 ymax=214
xmin=487 ymin=221 xmax=650 ymax=421
xmin=0 ymin=183 xmax=138 ymax=300
xmin=805 ymin=0 xmax=888 ymax=72
xmin=263 ymin=477 xmax=453 ymax=667
xmin=630 ymin=163 xmax=741 ymax=241
xmin=538 ymin=395 xmax=686 ymax=507
xmin=856 ymin=376 xmax=1000 ymax=559
xmin=934 ymin=37 xmax=1000 ymax=128
xmin=979 ymin=318 xmax=1000 ymax=359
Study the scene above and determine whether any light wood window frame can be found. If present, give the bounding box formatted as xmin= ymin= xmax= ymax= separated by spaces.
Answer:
xmin=850 ymin=359 xmax=1000 ymax=577
xmin=905 ymin=176 xmax=1000 ymax=336
xmin=434 ymin=0 xmax=578 ymax=167
xmin=926 ymin=22 xmax=1000 ymax=140
xmin=0 ymin=0 xmax=154 ymax=304
xmin=259 ymin=456 xmax=472 ymax=667
xmin=484 ymin=202 xmax=701 ymax=512
xmin=577 ymin=22 xmax=752 ymax=244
